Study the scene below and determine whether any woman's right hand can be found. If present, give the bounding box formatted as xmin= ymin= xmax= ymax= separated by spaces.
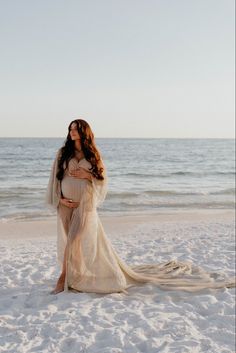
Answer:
xmin=59 ymin=198 xmax=80 ymax=208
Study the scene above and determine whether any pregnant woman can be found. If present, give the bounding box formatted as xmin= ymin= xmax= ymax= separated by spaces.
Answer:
xmin=46 ymin=119 xmax=235 ymax=295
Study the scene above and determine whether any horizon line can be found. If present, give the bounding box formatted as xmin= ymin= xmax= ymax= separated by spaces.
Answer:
xmin=0 ymin=136 xmax=235 ymax=139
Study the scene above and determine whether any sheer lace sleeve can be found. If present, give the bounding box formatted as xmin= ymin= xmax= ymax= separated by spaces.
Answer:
xmin=45 ymin=149 xmax=62 ymax=210
xmin=91 ymin=158 xmax=108 ymax=208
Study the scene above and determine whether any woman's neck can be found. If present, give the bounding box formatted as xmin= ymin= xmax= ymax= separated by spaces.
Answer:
xmin=74 ymin=140 xmax=82 ymax=151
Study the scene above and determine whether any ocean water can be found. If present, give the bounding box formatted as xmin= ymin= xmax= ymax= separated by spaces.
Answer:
xmin=0 ymin=138 xmax=235 ymax=222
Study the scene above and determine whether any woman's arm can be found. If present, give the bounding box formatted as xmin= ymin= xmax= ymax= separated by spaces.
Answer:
xmin=59 ymin=198 xmax=80 ymax=208
xmin=69 ymin=167 xmax=93 ymax=182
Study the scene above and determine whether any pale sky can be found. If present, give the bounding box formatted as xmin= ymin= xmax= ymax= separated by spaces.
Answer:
xmin=0 ymin=0 xmax=235 ymax=138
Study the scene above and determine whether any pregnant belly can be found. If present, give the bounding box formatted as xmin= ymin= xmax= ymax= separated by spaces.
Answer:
xmin=61 ymin=175 xmax=85 ymax=202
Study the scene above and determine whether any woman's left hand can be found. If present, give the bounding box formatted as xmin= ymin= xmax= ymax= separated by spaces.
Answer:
xmin=69 ymin=167 xmax=92 ymax=181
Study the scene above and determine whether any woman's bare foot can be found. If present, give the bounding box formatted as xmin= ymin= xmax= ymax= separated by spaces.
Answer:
xmin=50 ymin=273 xmax=65 ymax=294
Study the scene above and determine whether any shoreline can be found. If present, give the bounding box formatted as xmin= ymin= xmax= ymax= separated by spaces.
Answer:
xmin=0 ymin=208 xmax=234 ymax=240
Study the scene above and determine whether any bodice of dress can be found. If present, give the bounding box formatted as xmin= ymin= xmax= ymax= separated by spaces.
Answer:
xmin=61 ymin=158 xmax=92 ymax=202
xmin=65 ymin=157 xmax=92 ymax=174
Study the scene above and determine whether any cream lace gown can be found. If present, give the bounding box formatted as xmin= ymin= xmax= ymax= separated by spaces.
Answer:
xmin=45 ymin=151 xmax=235 ymax=294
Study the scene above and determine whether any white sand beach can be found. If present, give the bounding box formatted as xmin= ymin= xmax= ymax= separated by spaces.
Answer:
xmin=0 ymin=209 xmax=235 ymax=353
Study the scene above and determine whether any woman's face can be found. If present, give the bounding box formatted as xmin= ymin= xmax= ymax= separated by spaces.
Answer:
xmin=69 ymin=122 xmax=81 ymax=141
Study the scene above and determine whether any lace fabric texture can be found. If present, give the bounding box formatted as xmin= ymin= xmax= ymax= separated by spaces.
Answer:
xmin=45 ymin=152 xmax=235 ymax=294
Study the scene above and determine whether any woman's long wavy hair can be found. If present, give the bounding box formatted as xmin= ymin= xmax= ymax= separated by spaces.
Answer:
xmin=56 ymin=119 xmax=104 ymax=181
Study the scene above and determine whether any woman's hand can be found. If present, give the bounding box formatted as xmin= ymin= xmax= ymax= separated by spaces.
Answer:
xmin=59 ymin=198 xmax=80 ymax=209
xmin=69 ymin=167 xmax=92 ymax=181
